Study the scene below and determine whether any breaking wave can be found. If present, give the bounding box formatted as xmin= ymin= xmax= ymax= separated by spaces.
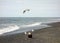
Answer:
xmin=0 ymin=22 xmax=42 ymax=35
xmin=22 ymin=22 xmax=42 ymax=27
xmin=0 ymin=25 xmax=20 ymax=35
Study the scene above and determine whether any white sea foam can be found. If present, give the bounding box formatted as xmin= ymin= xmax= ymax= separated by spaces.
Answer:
xmin=0 ymin=25 xmax=20 ymax=35
xmin=0 ymin=22 xmax=41 ymax=35
xmin=22 ymin=22 xmax=42 ymax=27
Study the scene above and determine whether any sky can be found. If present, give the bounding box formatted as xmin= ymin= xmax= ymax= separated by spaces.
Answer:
xmin=0 ymin=0 xmax=60 ymax=17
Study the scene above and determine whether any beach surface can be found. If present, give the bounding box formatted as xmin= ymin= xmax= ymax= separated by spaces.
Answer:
xmin=0 ymin=22 xmax=60 ymax=43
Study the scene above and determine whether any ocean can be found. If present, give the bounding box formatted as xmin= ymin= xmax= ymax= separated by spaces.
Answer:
xmin=0 ymin=17 xmax=60 ymax=36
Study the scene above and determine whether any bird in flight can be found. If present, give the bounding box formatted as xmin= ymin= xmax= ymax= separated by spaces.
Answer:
xmin=23 ymin=9 xmax=30 ymax=14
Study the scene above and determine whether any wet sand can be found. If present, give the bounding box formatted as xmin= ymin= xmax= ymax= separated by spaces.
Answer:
xmin=0 ymin=22 xmax=60 ymax=43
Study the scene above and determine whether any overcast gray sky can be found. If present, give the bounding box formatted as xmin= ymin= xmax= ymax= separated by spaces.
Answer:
xmin=0 ymin=0 xmax=60 ymax=17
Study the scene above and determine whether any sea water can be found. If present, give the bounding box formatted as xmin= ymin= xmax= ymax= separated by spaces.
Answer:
xmin=0 ymin=17 xmax=60 ymax=36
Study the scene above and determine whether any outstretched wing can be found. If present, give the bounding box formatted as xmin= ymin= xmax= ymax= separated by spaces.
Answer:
xmin=23 ymin=9 xmax=30 ymax=14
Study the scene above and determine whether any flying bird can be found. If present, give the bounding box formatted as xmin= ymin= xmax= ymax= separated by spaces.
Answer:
xmin=23 ymin=9 xmax=30 ymax=14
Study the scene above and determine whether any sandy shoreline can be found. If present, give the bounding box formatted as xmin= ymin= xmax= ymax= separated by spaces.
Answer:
xmin=0 ymin=22 xmax=60 ymax=43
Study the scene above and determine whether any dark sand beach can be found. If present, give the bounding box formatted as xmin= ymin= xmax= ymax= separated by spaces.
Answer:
xmin=0 ymin=22 xmax=60 ymax=43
